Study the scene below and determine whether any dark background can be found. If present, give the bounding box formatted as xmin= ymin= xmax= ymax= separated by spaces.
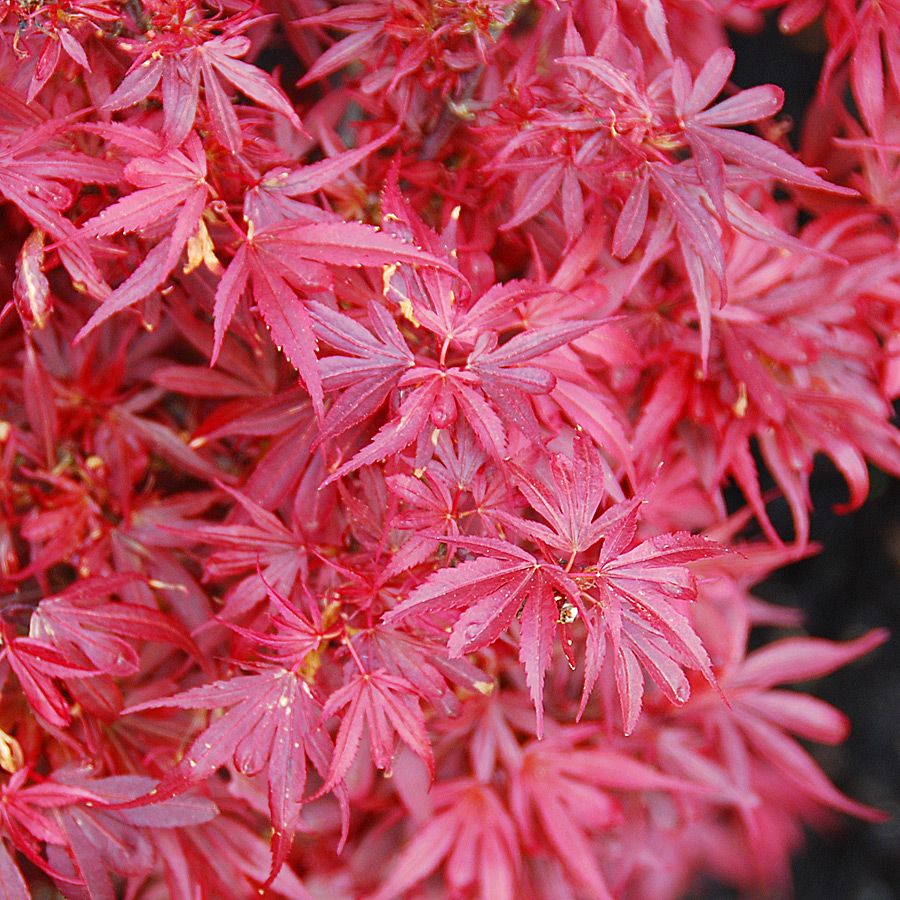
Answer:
xmin=754 ymin=462 xmax=900 ymax=900
xmin=708 ymin=18 xmax=900 ymax=899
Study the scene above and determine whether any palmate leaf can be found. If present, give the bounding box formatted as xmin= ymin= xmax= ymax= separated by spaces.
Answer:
xmin=45 ymin=773 xmax=217 ymax=900
xmin=246 ymin=128 xmax=397 ymax=229
xmin=584 ymin=512 xmax=726 ymax=733
xmin=380 ymin=174 xmax=556 ymax=348
xmin=315 ymin=670 xmax=434 ymax=796
xmin=351 ymin=621 xmax=490 ymax=718
xmin=318 ymin=309 xmax=598 ymax=483
xmin=198 ymin=35 xmax=305 ymax=153
xmin=672 ymin=47 xmax=856 ymax=200
xmin=384 ymin=469 xmax=460 ymax=577
xmin=0 ymin=123 xmax=111 ymax=302
xmin=304 ymin=186 xmax=600 ymax=476
xmin=212 ymin=219 xmax=453 ymax=416
xmin=152 ymin=812 xmax=317 ymax=900
xmin=501 ymin=432 xmax=613 ymax=556
xmin=0 ymin=767 xmax=215 ymax=900
xmin=322 ymin=378 xmax=442 ymax=484
xmin=666 ymin=630 xmax=892 ymax=831
xmin=467 ymin=319 xmax=598 ymax=443
xmin=74 ymin=134 xmax=211 ymax=342
xmin=311 ymin=299 xmax=414 ymax=444
xmin=385 ymin=459 xmax=721 ymax=738
xmin=509 ymin=735 xmax=710 ymax=900
xmin=30 ymin=574 xmax=203 ymax=678
xmin=0 ymin=779 xmax=90 ymax=893
xmin=648 ymin=163 xmax=724 ymax=371
xmin=109 ymin=46 xmax=204 ymax=138
xmin=3 ymin=633 xmax=100 ymax=728
xmin=386 ymin=537 xmax=586 ymax=737
xmin=123 ymin=667 xmax=332 ymax=886
xmin=368 ymin=779 xmax=519 ymax=900
xmin=104 ymin=26 xmax=303 ymax=153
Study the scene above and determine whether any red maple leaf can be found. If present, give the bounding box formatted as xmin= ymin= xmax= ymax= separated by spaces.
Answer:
xmin=315 ymin=298 xmax=597 ymax=483
xmin=212 ymin=218 xmax=452 ymax=417
xmin=509 ymin=730 xmax=709 ymax=899
xmin=29 ymin=575 xmax=203 ymax=678
xmin=1 ymin=627 xmax=102 ymax=729
xmin=386 ymin=535 xmax=585 ymax=737
xmin=315 ymin=669 xmax=434 ymax=795
xmin=102 ymin=18 xmax=304 ymax=152
xmin=718 ymin=628 xmax=890 ymax=820
xmin=190 ymin=486 xmax=309 ymax=623
xmin=367 ymin=778 xmax=519 ymax=900
xmin=73 ymin=130 xmax=212 ymax=341
xmin=582 ymin=505 xmax=725 ymax=733
xmin=495 ymin=432 xmax=617 ymax=559
xmin=123 ymin=666 xmax=333 ymax=886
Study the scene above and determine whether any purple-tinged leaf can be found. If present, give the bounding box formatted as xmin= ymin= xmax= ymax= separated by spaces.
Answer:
xmin=311 ymin=300 xmax=413 ymax=441
xmin=124 ymin=667 xmax=330 ymax=885
xmin=71 ymin=775 xmax=218 ymax=828
xmin=612 ymin=173 xmax=649 ymax=259
xmin=731 ymin=629 xmax=888 ymax=691
xmin=57 ymin=809 xmax=117 ymax=900
xmin=692 ymin=84 xmax=783 ymax=127
xmin=102 ymin=57 xmax=164 ymax=111
xmin=689 ymin=124 xmax=856 ymax=194
xmin=0 ymin=840 xmax=31 ymax=900
xmin=33 ymin=591 xmax=203 ymax=675
xmin=317 ymin=670 xmax=434 ymax=797
xmin=323 ymin=380 xmax=439 ymax=484
xmin=500 ymin=163 xmax=564 ymax=231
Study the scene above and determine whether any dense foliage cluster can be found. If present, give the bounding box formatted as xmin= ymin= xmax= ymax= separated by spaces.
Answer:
xmin=1 ymin=0 xmax=898 ymax=897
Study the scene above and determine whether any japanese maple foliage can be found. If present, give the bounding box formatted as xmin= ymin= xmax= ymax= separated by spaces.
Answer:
xmin=0 ymin=0 xmax=897 ymax=898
